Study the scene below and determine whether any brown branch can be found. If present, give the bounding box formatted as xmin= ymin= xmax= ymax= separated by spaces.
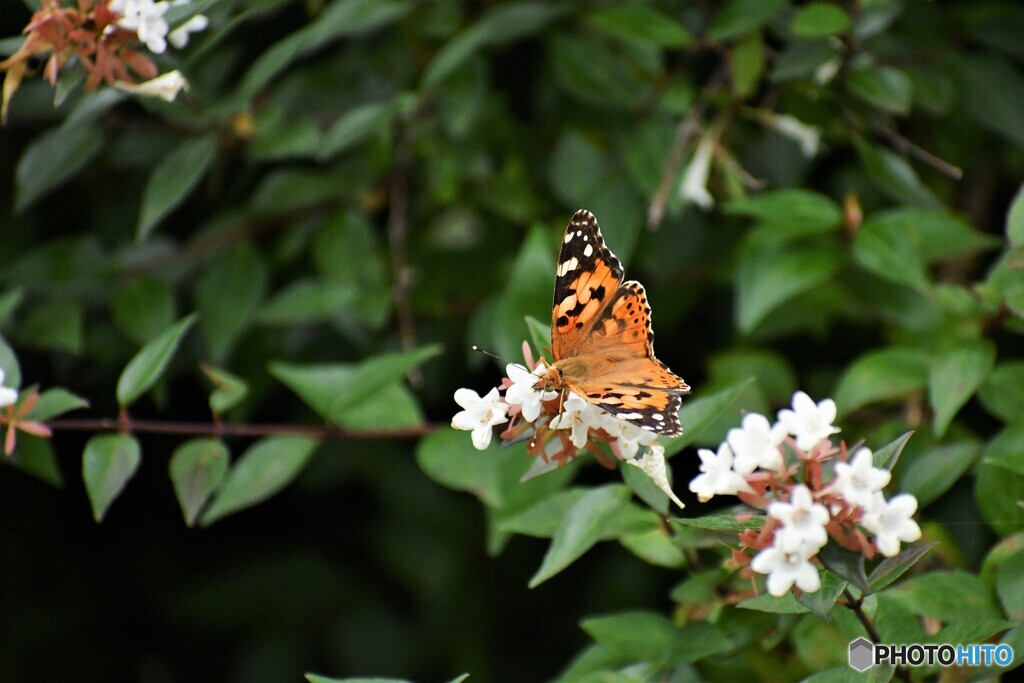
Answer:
xmin=843 ymin=587 xmax=911 ymax=683
xmin=47 ymin=417 xmax=437 ymax=440
xmin=647 ymin=62 xmax=730 ymax=230
xmin=387 ymin=114 xmax=422 ymax=387
xmin=871 ymin=121 xmax=963 ymax=180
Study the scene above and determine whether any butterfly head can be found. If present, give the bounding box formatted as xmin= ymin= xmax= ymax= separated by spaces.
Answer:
xmin=533 ymin=365 xmax=562 ymax=394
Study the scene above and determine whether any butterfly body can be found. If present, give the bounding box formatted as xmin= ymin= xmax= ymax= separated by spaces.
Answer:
xmin=535 ymin=210 xmax=690 ymax=436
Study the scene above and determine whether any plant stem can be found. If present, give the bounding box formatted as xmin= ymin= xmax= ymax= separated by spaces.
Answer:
xmin=842 ymin=587 xmax=911 ymax=683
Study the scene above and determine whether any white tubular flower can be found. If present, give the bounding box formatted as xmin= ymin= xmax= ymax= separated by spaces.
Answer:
xmin=768 ymin=484 xmax=830 ymax=550
xmin=504 ymin=363 xmax=557 ymax=422
xmin=679 ymin=136 xmax=715 ymax=210
xmin=549 ymin=393 xmax=604 ymax=449
xmin=768 ymin=114 xmax=822 ymax=158
xmin=861 ymin=493 xmax=922 ymax=557
xmin=168 ymin=14 xmax=209 ymax=49
xmin=602 ymin=413 xmax=658 ymax=459
xmin=728 ymin=412 xmax=788 ymax=474
xmin=451 ymin=387 xmax=508 ymax=451
xmin=628 ymin=443 xmax=685 ymax=509
xmin=0 ymin=369 xmax=18 ymax=408
xmin=114 ymin=70 xmax=189 ymax=102
xmin=777 ymin=391 xmax=841 ymax=451
xmin=831 ymin=447 xmax=891 ymax=509
xmin=114 ymin=0 xmax=172 ymax=54
xmin=751 ymin=533 xmax=822 ymax=597
xmin=688 ymin=442 xmax=752 ymax=503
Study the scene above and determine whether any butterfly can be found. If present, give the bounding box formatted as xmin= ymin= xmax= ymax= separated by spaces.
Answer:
xmin=535 ymin=209 xmax=690 ymax=436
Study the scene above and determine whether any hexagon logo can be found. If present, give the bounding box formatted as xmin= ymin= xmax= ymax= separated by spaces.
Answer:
xmin=849 ymin=637 xmax=874 ymax=672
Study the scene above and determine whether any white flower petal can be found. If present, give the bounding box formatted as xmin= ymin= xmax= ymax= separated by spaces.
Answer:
xmin=629 ymin=444 xmax=684 ymax=509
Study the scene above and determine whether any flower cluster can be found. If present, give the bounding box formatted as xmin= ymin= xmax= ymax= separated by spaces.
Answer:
xmin=452 ymin=342 xmax=684 ymax=507
xmin=693 ymin=391 xmax=922 ymax=597
xmin=0 ymin=0 xmax=210 ymax=123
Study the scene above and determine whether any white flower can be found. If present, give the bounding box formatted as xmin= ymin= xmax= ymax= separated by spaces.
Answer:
xmin=601 ymin=413 xmax=658 ymax=459
xmin=504 ymin=363 xmax=557 ymax=422
xmin=114 ymin=0 xmax=171 ymax=54
xmin=768 ymin=484 xmax=830 ymax=550
xmin=728 ymin=412 xmax=788 ymax=474
xmin=628 ymin=443 xmax=685 ymax=509
xmin=688 ymin=442 xmax=752 ymax=503
xmin=549 ymin=393 xmax=604 ymax=448
xmin=830 ymin=447 xmax=891 ymax=510
xmin=768 ymin=114 xmax=821 ymax=158
xmin=777 ymin=391 xmax=840 ymax=451
xmin=451 ymin=387 xmax=508 ymax=450
xmin=114 ymin=70 xmax=189 ymax=102
xmin=813 ymin=57 xmax=841 ymax=86
xmin=679 ymin=136 xmax=715 ymax=210
xmin=861 ymin=493 xmax=922 ymax=557
xmin=0 ymin=369 xmax=17 ymax=408
xmin=751 ymin=532 xmax=822 ymax=596
xmin=168 ymin=14 xmax=209 ymax=49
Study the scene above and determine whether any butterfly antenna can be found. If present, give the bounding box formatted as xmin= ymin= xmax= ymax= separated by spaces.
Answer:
xmin=471 ymin=346 xmax=527 ymax=371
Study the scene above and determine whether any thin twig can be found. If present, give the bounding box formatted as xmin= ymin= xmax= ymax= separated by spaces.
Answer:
xmin=47 ymin=417 xmax=436 ymax=440
xmin=387 ymin=115 xmax=422 ymax=387
xmin=647 ymin=63 xmax=730 ymax=230
xmin=871 ymin=122 xmax=963 ymax=180
xmin=842 ymin=587 xmax=912 ymax=683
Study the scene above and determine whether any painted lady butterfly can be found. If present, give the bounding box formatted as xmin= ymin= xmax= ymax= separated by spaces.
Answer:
xmin=534 ymin=210 xmax=690 ymax=436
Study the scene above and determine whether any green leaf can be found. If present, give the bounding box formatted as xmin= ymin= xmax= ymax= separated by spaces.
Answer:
xmin=549 ymin=32 xmax=649 ymax=111
xmin=847 ymin=65 xmax=912 ymax=114
xmin=195 ymin=244 xmax=267 ymax=362
xmin=0 ymin=288 xmax=23 ymax=326
xmin=255 ymin=280 xmax=356 ymax=326
xmin=620 ymin=527 xmax=685 ymax=568
xmin=581 ymin=613 xmax=731 ymax=666
xmin=318 ymin=97 xmax=411 ymax=159
xmin=22 ymin=300 xmax=83 ymax=353
xmin=524 ymin=315 xmax=551 ymax=359
xmin=423 ymin=2 xmax=563 ymax=88
xmin=862 ymin=208 xmax=999 ymax=264
xmin=489 ymin=227 xmax=554 ymax=362
xmin=980 ymin=362 xmax=1024 ymax=423
xmin=529 ymin=485 xmax=631 ymax=587
xmin=0 ymin=334 xmax=20 ymax=388
xmin=6 ymin=434 xmax=63 ymax=487
xmin=170 ymin=438 xmax=229 ymax=527
xmin=305 ymin=676 xmax=412 ymax=683
xmin=928 ymin=341 xmax=996 ymax=437
xmin=948 ymin=54 xmax=1024 ymax=151
xmin=818 ymin=543 xmax=870 ymax=593
xmin=238 ymin=0 xmax=413 ymax=100
xmin=791 ymin=3 xmax=852 ymax=37
xmin=872 ymin=431 xmax=914 ymax=471
xmin=416 ymin=428 xmax=504 ymax=508
xmin=868 ymin=542 xmax=937 ymax=593
xmin=738 ymin=591 xmax=810 ymax=614
xmin=673 ymin=511 xmax=763 ymax=533
xmin=587 ymin=5 xmax=692 ymax=47
xmin=975 ymin=463 xmax=1024 ymax=536
xmin=137 ymin=134 xmax=218 ymax=240
xmin=110 ymin=277 xmax=176 ymax=345
xmin=1008 ymin=184 xmax=1024 ymax=248
xmin=857 ymin=141 xmax=942 ymax=209
xmin=983 ymin=423 xmax=1024 ymax=477
xmin=888 ymin=570 xmax=1004 ymax=621
xmin=725 ymin=189 xmax=842 ymax=237
xmin=200 ymin=364 xmax=249 ymax=415
xmin=499 ymin=489 xmax=589 ymax=537
xmin=709 ymin=0 xmax=787 ymax=41
xmin=15 ymin=120 xmax=105 ymax=212
xmin=834 ymin=347 xmax=930 ymax=415
xmin=731 ymin=32 xmax=765 ymax=98
xmin=82 ymin=434 xmax=142 ymax=522
xmin=996 ymin=549 xmax=1024 ymax=622
xmin=270 ymin=345 xmax=440 ymax=427
xmin=25 ymin=387 xmax=89 ymax=421
xmin=116 ymin=314 xmax=198 ymax=407
xmin=902 ymin=442 xmax=980 ymax=506
xmin=853 ymin=215 xmax=930 ymax=291
xmin=796 ymin=570 xmax=847 ymax=620
xmin=736 ymin=243 xmax=842 ymax=332
xmin=338 ymin=382 xmax=424 ymax=430
xmin=201 ymin=436 xmax=318 ymax=526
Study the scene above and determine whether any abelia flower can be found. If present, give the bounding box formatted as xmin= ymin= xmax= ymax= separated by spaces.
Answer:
xmin=861 ymin=493 xmax=922 ymax=557
xmin=751 ymin=532 xmax=822 ymax=597
xmin=688 ymin=442 xmax=751 ymax=503
xmin=679 ymin=136 xmax=715 ymax=210
xmin=549 ymin=393 xmax=604 ymax=449
xmin=113 ymin=0 xmax=171 ymax=54
xmin=777 ymin=391 xmax=840 ymax=450
xmin=0 ymin=369 xmax=17 ymax=408
xmin=504 ymin=363 xmax=557 ymax=422
xmin=113 ymin=69 xmax=188 ymax=101
xmin=728 ymin=412 xmax=787 ymax=474
xmin=451 ymin=387 xmax=508 ymax=450
xmin=830 ymin=447 xmax=891 ymax=510
xmin=768 ymin=484 xmax=829 ymax=550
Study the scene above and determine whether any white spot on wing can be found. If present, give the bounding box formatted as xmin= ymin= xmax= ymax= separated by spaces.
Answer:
xmin=619 ymin=412 xmax=643 ymax=420
xmin=564 ymin=232 xmax=573 ymax=243
xmin=576 ymin=230 xmax=582 ymax=237
xmin=653 ymin=413 xmax=664 ymax=421
xmin=557 ymin=257 xmax=579 ymax=276
xmin=583 ymin=244 xmax=593 ymax=257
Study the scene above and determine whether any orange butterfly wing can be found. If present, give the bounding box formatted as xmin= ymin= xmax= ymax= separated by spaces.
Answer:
xmin=550 ymin=210 xmax=690 ymax=436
